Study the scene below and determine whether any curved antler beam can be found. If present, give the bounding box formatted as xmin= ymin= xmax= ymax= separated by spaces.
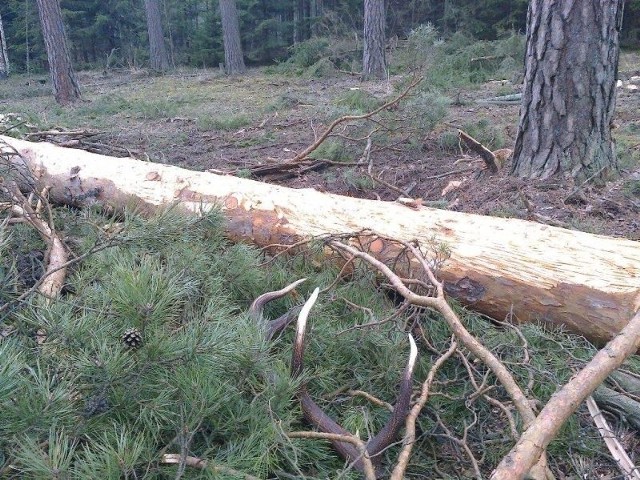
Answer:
xmin=249 ymin=278 xmax=306 ymax=340
xmin=292 ymin=287 xmax=418 ymax=477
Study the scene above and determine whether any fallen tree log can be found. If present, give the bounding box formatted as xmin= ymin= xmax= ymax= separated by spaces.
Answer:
xmin=2 ymin=135 xmax=639 ymax=344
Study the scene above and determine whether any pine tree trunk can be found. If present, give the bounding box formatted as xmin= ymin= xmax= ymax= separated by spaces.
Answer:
xmin=144 ymin=0 xmax=170 ymax=72
xmin=362 ymin=0 xmax=386 ymax=80
xmin=512 ymin=1 xmax=624 ymax=180
xmin=310 ymin=0 xmax=320 ymax=35
xmin=293 ymin=0 xmax=302 ymax=44
xmin=3 ymin=135 xmax=640 ymax=346
xmin=0 ymin=13 xmax=9 ymax=79
xmin=35 ymin=0 xmax=81 ymax=104
xmin=219 ymin=0 xmax=246 ymax=75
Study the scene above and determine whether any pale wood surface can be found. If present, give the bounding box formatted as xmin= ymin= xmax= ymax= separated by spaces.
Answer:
xmin=3 ymin=135 xmax=639 ymax=343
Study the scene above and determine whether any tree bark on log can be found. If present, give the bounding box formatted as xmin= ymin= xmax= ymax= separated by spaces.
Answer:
xmin=2 ymin=135 xmax=639 ymax=344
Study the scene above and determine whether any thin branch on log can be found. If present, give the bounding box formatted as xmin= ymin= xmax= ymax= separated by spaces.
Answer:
xmin=490 ymin=308 xmax=640 ymax=480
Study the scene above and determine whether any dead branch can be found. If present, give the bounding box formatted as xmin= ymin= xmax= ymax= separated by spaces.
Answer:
xmin=490 ymin=308 xmax=640 ymax=480
xmin=160 ymin=454 xmax=260 ymax=480
xmin=2 ymin=184 xmax=67 ymax=300
xmin=329 ymin=238 xmax=553 ymax=480
xmin=585 ymin=396 xmax=640 ymax=480
xmin=287 ymin=431 xmax=377 ymax=480
xmin=347 ymin=390 xmax=394 ymax=412
xmin=291 ymin=76 xmax=422 ymax=163
xmin=593 ymin=385 xmax=640 ymax=431
xmin=458 ymin=129 xmax=499 ymax=173
xmin=434 ymin=411 xmax=483 ymax=479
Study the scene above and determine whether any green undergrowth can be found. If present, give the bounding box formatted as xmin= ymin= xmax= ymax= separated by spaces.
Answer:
xmin=393 ymin=26 xmax=525 ymax=89
xmin=0 ymin=206 xmax=629 ymax=478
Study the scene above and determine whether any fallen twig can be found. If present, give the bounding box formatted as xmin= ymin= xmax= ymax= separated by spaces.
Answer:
xmin=490 ymin=309 xmax=640 ymax=480
xmin=2 ymin=184 xmax=67 ymax=300
xmin=329 ymin=238 xmax=553 ymax=480
xmin=160 ymin=454 xmax=260 ymax=480
xmin=458 ymin=129 xmax=499 ymax=173
xmin=290 ymin=76 xmax=422 ymax=163
xmin=585 ymin=396 xmax=640 ymax=480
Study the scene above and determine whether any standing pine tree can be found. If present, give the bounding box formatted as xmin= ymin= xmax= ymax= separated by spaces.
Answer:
xmin=219 ymin=0 xmax=245 ymax=74
xmin=34 ymin=0 xmax=81 ymax=104
xmin=512 ymin=1 xmax=624 ymax=180
xmin=362 ymin=0 xmax=386 ymax=80
xmin=143 ymin=0 xmax=170 ymax=71
xmin=0 ymin=13 xmax=8 ymax=78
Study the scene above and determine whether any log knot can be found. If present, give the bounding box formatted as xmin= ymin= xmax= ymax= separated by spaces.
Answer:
xmin=444 ymin=276 xmax=486 ymax=302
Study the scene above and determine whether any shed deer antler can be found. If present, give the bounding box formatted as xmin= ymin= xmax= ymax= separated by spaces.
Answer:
xmin=248 ymin=278 xmax=307 ymax=340
xmin=291 ymin=287 xmax=418 ymax=477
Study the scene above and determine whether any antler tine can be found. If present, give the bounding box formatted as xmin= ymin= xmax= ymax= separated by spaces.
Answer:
xmin=291 ymin=288 xmax=364 ymax=466
xmin=366 ymin=334 xmax=418 ymax=459
xmin=249 ymin=278 xmax=306 ymax=338
xmin=292 ymin=289 xmax=420 ymax=477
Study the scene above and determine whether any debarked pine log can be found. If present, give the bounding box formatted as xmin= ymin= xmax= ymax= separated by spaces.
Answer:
xmin=2 ymin=135 xmax=639 ymax=344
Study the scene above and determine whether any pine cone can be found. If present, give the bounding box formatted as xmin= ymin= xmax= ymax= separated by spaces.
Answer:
xmin=122 ymin=327 xmax=143 ymax=348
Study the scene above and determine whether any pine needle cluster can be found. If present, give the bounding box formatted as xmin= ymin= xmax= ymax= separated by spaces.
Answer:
xmin=0 ymin=206 xmax=635 ymax=478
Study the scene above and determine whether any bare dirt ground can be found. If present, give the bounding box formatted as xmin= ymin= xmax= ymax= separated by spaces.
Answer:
xmin=1 ymin=52 xmax=639 ymax=240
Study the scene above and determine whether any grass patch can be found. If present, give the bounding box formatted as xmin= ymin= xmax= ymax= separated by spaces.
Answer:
xmin=393 ymin=26 xmax=525 ymax=89
xmin=623 ymin=178 xmax=640 ymax=197
xmin=196 ymin=113 xmax=251 ymax=131
xmin=334 ymin=89 xmax=382 ymax=114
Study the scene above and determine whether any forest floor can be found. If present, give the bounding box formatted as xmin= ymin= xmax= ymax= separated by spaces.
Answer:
xmin=1 ymin=53 xmax=639 ymax=240
xmin=2 ymin=53 xmax=640 ymax=479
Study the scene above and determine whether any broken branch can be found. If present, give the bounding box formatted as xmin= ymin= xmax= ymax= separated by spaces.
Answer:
xmin=490 ymin=309 xmax=640 ymax=480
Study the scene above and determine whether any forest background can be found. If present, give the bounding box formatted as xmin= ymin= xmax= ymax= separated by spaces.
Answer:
xmin=1 ymin=0 xmax=639 ymax=75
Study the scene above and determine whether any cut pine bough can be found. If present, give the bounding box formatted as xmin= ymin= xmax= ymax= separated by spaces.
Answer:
xmin=2 ymin=134 xmax=640 ymax=344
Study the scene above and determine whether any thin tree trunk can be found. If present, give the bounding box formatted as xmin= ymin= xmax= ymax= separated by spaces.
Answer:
xmin=3 ymin=135 xmax=640 ymax=346
xmin=293 ymin=0 xmax=301 ymax=44
xmin=219 ymin=0 xmax=246 ymax=75
xmin=362 ymin=0 xmax=386 ymax=80
xmin=35 ymin=0 xmax=81 ymax=104
xmin=511 ymin=1 xmax=624 ymax=180
xmin=0 ymin=13 xmax=9 ymax=78
xmin=144 ymin=0 xmax=170 ymax=71
xmin=310 ymin=0 xmax=322 ymax=36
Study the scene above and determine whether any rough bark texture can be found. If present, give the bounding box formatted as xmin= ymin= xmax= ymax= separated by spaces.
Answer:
xmin=512 ymin=1 xmax=623 ymax=180
xmin=144 ymin=0 xmax=170 ymax=72
xmin=0 ymin=13 xmax=8 ymax=78
xmin=219 ymin=0 xmax=246 ymax=75
xmin=2 ymin=135 xmax=640 ymax=345
xmin=35 ymin=0 xmax=81 ymax=104
xmin=362 ymin=0 xmax=386 ymax=80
